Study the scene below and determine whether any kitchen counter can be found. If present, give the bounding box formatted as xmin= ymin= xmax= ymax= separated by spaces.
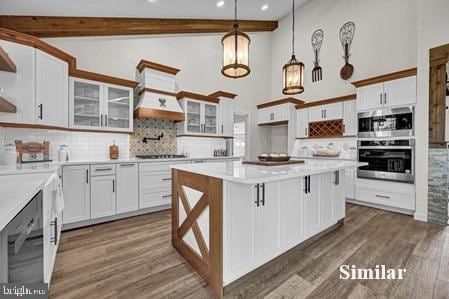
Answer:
xmin=292 ymin=155 xmax=357 ymax=161
xmin=171 ymin=159 xmax=365 ymax=184
xmin=0 ymin=172 xmax=54 ymax=231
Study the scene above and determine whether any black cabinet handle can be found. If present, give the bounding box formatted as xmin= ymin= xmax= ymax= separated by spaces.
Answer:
xmin=306 ymin=175 xmax=311 ymax=193
xmin=112 ymin=179 xmax=115 ymax=193
xmin=162 ymin=178 xmax=172 ymax=181
xmin=86 ymin=169 xmax=89 ymax=183
xmin=334 ymin=171 xmax=340 ymax=185
xmin=303 ymin=177 xmax=308 ymax=194
xmin=255 ymin=184 xmax=260 ymax=207
xmin=120 ymin=163 xmax=135 ymax=167
xmin=50 ymin=218 xmax=58 ymax=245
xmin=38 ymin=104 xmax=43 ymax=120
xmin=261 ymin=183 xmax=265 ymax=206
xmin=222 ymin=125 xmax=224 ymax=134
xmin=100 ymin=114 xmax=103 ymax=126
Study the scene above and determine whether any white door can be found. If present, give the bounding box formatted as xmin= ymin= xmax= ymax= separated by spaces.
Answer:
xmin=203 ymin=103 xmax=218 ymax=135
xmin=0 ymin=40 xmax=36 ymax=124
xmin=116 ymin=163 xmax=139 ymax=214
xmin=344 ymin=167 xmax=355 ymax=199
xmin=280 ymin=178 xmax=303 ymax=249
xmin=91 ymin=175 xmax=116 ymax=219
xmin=308 ymin=106 xmax=324 ymax=122
xmin=343 ymin=100 xmax=357 ymax=136
xmin=383 ymin=76 xmax=417 ymax=107
xmin=296 ymin=109 xmax=309 ymax=138
xmin=62 ymin=165 xmax=90 ymax=224
xmin=357 ymin=83 xmax=384 ymax=111
xmin=70 ymin=78 xmax=103 ymax=130
xmin=332 ymin=170 xmax=345 ymax=221
xmin=258 ymin=182 xmax=281 ymax=260
xmin=303 ymin=175 xmax=321 ymax=238
xmin=224 ymin=182 xmax=258 ymax=282
xmin=220 ymin=99 xmax=234 ymax=136
xmin=322 ymin=103 xmax=343 ymax=120
xmin=35 ymin=50 xmax=68 ymax=127
xmin=319 ymin=173 xmax=334 ymax=229
xmin=104 ymin=84 xmax=133 ymax=132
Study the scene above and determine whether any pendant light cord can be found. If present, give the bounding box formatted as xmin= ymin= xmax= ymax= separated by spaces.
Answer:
xmin=292 ymin=0 xmax=295 ymax=55
xmin=234 ymin=0 xmax=238 ymax=26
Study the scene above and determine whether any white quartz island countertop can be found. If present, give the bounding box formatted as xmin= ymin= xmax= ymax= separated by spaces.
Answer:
xmin=171 ymin=160 xmax=367 ymax=184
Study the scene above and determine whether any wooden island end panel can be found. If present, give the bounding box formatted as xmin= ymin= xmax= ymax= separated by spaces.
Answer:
xmin=171 ymin=169 xmax=224 ymax=298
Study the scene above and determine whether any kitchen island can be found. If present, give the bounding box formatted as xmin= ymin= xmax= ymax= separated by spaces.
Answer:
xmin=170 ymin=160 xmax=365 ymax=297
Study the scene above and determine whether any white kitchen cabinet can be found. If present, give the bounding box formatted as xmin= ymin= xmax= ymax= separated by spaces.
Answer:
xmin=280 ymin=178 xmax=303 ymax=249
xmin=332 ymin=170 xmax=345 ymax=220
xmin=35 ymin=50 xmax=68 ymax=128
xmin=296 ymin=108 xmax=309 ymax=138
xmin=357 ymin=76 xmax=416 ymax=111
xmin=344 ymin=167 xmax=356 ymax=199
xmin=319 ymin=173 xmax=334 ymax=229
xmin=116 ymin=163 xmax=139 ymax=214
xmin=178 ymin=99 xmax=219 ymax=136
xmin=62 ymin=165 xmax=90 ymax=224
xmin=257 ymin=104 xmax=290 ymax=125
xmin=308 ymin=103 xmax=343 ymax=122
xmin=90 ymin=175 xmax=116 ymax=219
xmin=303 ymin=175 xmax=321 ymax=238
xmin=70 ymin=77 xmax=133 ymax=132
xmin=219 ymin=99 xmax=234 ymax=137
xmin=343 ymin=100 xmax=357 ymax=136
xmin=0 ymin=40 xmax=35 ymax=124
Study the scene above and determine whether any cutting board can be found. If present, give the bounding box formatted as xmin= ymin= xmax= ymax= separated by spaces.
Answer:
xmin=242 ymin=160 xmax=305 ymax=166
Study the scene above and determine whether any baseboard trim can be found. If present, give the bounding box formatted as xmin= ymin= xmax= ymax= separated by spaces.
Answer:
xmin=346 ymin=198 xmax=415 ymax=216
xmin=413 ymin=212 xmax=428 ymax=222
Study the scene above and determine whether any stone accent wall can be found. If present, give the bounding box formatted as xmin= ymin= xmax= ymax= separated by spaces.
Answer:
xmin=427 ymin=148 xmax=449 ymax=224
xmin=130 ymin=118 xmax=177 ymax=155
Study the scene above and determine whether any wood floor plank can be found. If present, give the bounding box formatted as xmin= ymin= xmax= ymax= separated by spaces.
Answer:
xmin=264 ymin=274 xmax=314 ymax=299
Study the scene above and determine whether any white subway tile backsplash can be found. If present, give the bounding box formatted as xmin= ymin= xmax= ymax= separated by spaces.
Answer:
xmin=177 ymin=137 xmax=226 ymax=158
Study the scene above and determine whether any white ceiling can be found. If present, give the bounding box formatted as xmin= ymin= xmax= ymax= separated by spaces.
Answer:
xmin=0 ymin=0 xmax=310 ymax=21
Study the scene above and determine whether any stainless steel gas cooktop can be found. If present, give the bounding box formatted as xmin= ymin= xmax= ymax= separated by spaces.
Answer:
xmin=136 ymin=154 xmax=186 ymax=159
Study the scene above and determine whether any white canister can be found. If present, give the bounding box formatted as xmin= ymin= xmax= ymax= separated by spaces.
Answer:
xmin=58 ymin=145 xmax=71 ymax=162
xmin=2 ymin=144 xmax=17 ymax=165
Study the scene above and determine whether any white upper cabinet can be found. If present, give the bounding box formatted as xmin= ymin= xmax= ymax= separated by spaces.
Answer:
xmin=219 ymin=99 xmax=234 ymax=137
xmin=343 ymin=100 xmax=357 ymax=136
xmin=308 ymin=103 xmax=343 ymax=122
xmin=257 ymin=104 xmax=290 ymax=125
xmin=178 ymin=99 xmax=219 ymax=136
xmin=357 ymin=76 xmax=416 ymax=111
xmin=296 ymin=108 xmax=309 ymax=138
xmin=69 ymin=78 xmax=133 ymax=132
xmin=35 ymin=50 xmax=69 ymax=128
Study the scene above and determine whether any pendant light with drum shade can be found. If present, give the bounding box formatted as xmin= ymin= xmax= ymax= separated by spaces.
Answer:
xmin=282 ymin=0 xmax=304 ymax=95
xmin=221 ymin=0 xmax=250 ymax=78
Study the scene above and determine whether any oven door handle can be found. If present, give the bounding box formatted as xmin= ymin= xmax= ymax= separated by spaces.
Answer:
xmin=358 ymin=146 xmax=413 ymax=150
xmin=13 ymin=214 xmax=37 ymax=255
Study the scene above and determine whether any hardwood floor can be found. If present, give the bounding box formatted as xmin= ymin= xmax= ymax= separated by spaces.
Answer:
xmin=49 ymin=204 xmax=449 ymax=298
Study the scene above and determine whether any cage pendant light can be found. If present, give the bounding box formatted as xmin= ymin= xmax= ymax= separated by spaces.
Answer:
xmin=282 ymin=0 xmax=304 ymax=94
xmin=221 ymin=0 xmax=251 ymax=78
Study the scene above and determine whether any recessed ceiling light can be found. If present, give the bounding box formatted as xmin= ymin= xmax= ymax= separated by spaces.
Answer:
xmin=217 ymin=1 xmax=225 ymax=7
xmin=148 ymin=0 xmax=157 ymax=2
xmin=261 ymin=4 xmax=269 ymax=10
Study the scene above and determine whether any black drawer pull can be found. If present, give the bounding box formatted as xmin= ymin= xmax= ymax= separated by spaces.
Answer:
xmin=95 ymin=168 xmax=112 ymax=171
xmin=375 ymin=194 xmax=390 ymax=199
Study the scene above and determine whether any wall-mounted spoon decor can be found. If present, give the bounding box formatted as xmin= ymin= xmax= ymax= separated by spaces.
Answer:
xmin=339 ymin=21 xmax=355 ymax=80
xmin=311 ymin=29 xmax=324 ymax=82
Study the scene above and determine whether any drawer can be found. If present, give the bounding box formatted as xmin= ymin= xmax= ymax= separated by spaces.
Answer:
xmin=90 ymin=164 xmax=116 ymax=176
xmin=140 ymin=171 xmax=172 ymax=189
xmin=139 ymin=188 xmax=172 ymax=209
xmin=356 ymin=185 xmax=415 ymax=210
xmin=139 ymin=162 xmax=172 ymax=173
xmin=7 ymin=197 xmax=37 ymax=235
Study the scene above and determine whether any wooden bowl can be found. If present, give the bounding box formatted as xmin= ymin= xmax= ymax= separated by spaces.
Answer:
xmin=257 ymin=156 xmax=291 ymax=162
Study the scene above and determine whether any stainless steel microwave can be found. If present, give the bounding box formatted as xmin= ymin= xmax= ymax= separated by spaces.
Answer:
xmin=358 ymin=106 xmax=414 ymax=138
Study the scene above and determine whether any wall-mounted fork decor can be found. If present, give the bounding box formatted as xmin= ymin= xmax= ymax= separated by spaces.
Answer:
xmin=339 ymin=21 xmax=355 ymax=80
xmin=311 ymin=29 xmax=324 ymax=82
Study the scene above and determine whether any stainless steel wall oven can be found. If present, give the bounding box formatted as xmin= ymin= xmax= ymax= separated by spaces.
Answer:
xmin=358 ymin=106 xmax=414 ymax=138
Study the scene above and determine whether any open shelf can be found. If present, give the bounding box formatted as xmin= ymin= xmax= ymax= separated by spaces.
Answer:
xmin=0 ymin=47 xmax=17 ymax=73
xmin=0 ymin=96 xmax=17 ymax=113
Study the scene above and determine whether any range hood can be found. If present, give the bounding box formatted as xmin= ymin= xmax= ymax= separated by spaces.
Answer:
xmin=134 ymin=59 xmax=185 ymax=122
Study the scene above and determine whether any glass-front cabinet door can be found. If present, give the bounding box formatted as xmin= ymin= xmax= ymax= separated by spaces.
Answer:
xmin=71 ymin=79 xmax=102 ymax=128
xmin=186 ymin=100 xmax=202 ymax=134
xmin=204 ymin=103 xmax=218 ymax=134
xmin=104 ymin=85 xmax=132 ymax=131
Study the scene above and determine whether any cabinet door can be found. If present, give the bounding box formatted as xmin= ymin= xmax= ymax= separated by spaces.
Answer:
xmin=280 ymin=178 xmax=303 ymax=249
xmin=303 ymin=175 xmax=321 ymax=238
xmin=203 ymin=103 xmax=218 ymax=135
xmin=35 ymin=50 xmax=68 ymax=128
xmin=257 ymin=108 xmax=271 ymax=124
xmin=343 ymin=100 xmax=357 ymax=136
xmin=0 ymin=40 xmax=36 ymax=124
xmin=344 ymin=167 xmax=355 ymax=199
xmin=357 ymin=83 xmax=384 ymax=111
xmin=62 ymin=165 xmax=90 ymax=224
xmin=383 ymin=76 xmax=416 ymax=107
xmin=91 ymin=175 xmax=116 ymax=219
xmin=116 ymin=163 xmax=139 ymax=214
xmin=70 ymin=78 xmax=103 ymax=129
xmin=319 ymin=173 xmax=334 ymax=229
xmin=104 ymin=84 xmax=133 ymax=132
xmin=224 ymin=182 xmax=258 ymax=282
xmin=332 ymin=170 xmax=345 ymax=221
xmin=258 ymin=182 xmax=281 ymax=260
xmin=323 ymin=103 xmax=343 ymax=120
xmin=185 ymin=100 xmax=202 ymax=134
xmin=220 ymin=99 xmax=234 ymax=136
xmin=308 ymin=106 xmax=324 ymax=122
xmin=296 ymin=109 xmax=309 ymax=138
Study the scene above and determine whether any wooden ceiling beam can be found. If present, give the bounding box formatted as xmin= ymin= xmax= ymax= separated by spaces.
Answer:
xmin=0 ymin=16 xmax=278 ymax=38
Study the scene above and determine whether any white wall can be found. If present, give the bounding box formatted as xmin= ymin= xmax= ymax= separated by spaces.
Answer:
xmin=271 ymin=0 xmax=417 ymax=100
xmin=44 ymin=32 xmax=273 ymax=159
